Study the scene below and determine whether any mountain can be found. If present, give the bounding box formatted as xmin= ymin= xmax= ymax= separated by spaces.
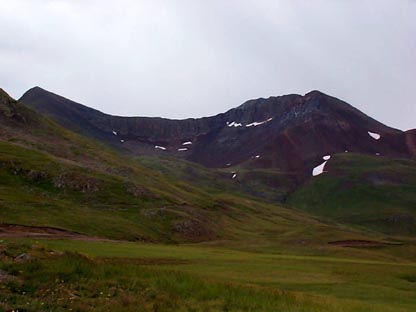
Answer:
xmin=3 ymin=87 xmax=374 ymax=248
xmin=17 ymin=86 xmax=416 ymax=235
xmin=20 ymin=87 xmax=415 ymax=182
xmin=3 ymin=86 xmax=415 ymax=236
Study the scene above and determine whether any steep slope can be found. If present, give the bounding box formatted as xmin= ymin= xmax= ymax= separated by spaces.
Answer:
xmin=20 ymin=87 xmax=413 ymax=181
xmin=0 ymin=88 xmax=213 ymax=241
xmin=2 ymin=88 xmax=374 ymax=247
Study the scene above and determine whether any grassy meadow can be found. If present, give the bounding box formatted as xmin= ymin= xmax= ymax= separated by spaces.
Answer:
xmin=1 ymin=238 xmax=416 ymax=311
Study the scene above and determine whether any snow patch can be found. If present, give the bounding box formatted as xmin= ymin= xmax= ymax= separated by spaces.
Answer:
xmin=368 ymin=131 xmax=381 ymax=140
xmin=226 ymin=118 xmax=273 ymax=128
xmin=178 ymin=148 xmax=188 ymax=151
xmin=245 ymin=118 xmax=273 ymax=127
xmin=227 ymin=121 xmax=243 ymax=127
xmin=312 ymin=155 xmax=331 ymax=176
xmin=312 ymin=161 xmax=328 ymax=176
xmin=232 ymin=172 xmax=238 ymax=179
xmin=182 ymin=141 xmax=192 ymax=145
xmin=254 ymin=155 xmax=261 ymax=159
xmin=226 ymin=163 xmax=232 ymax=166
xmin=120 ymin=139 xmax=124 ymax=143
xmin=112 ymin=131 xmax=118 ymax=136
xmin=155 ymin=146 xmax=166 ymax=150
xmin=376 ymin=153 xmax=380 ymax=156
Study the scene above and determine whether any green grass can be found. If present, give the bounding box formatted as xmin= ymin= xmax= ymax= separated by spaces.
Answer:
xmin=1 ymin=140 xmax=387 ymax=251
xmin=1 ymin=239 xmax=416 ymax=311
xmin=136 ymin=155 xmax=296 ymax=202
xmin=289 ymin=153 xmax=416 ymax=235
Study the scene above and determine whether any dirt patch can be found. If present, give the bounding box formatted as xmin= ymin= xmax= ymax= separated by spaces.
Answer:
xmin=0 ymin=223 xmax=113 ymax=242
xmin=328 ymin=240 xmax=402 ymax=247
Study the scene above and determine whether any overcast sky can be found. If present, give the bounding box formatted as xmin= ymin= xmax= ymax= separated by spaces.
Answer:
xmin=0 ymin=0 xmax=415 ymax=130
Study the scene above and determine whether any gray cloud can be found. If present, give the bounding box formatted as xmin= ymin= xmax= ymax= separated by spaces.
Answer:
xmin=0 ymin=0 xmax=415 ymax=130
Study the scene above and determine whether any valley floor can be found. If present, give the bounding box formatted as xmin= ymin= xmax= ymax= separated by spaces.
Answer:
xmin=1 ymin=237 xmax=416 ymax=311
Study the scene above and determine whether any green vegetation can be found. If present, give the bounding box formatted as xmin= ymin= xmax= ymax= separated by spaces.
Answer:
xmin=136 ymin=155 xmax=296 ymax=202
xmin=289 ymin=153 xmax=416 ymax=235
xmin=0 ymin=134 xmax=381 ymax=250
xmin=1 ymin=239 xmax=416 ymax=311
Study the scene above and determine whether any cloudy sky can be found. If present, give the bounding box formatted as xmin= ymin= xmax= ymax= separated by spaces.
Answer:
xmin=0 ymin=0 xmax=415 ymax=130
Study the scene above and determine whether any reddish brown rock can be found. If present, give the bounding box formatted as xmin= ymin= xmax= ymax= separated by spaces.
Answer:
xmin=19 ymin=87 xmax=414 ymax=179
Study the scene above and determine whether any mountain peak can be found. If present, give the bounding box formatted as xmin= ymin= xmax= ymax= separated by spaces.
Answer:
xmin=29 ymin=86 xmax=45 ymax=91
xmin=236 ymin=90 xmax=330 ymax=111
xmin=304 ymin=90 xmax=327 ymax=98
xmin=22 ymin=86 xmax=49 ymax=97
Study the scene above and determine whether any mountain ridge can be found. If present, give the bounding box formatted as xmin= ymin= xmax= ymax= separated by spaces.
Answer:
xmin=20 ymin=87 xmax=414 ymax=177
xmin=22 ymin=86 xmax=404 ymax=128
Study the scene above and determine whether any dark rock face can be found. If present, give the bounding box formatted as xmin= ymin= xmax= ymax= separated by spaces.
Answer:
xmin=19 ymin=87 xmax=414 ymax=177
xmin=405 ymin=129 xmax=416 ymax=157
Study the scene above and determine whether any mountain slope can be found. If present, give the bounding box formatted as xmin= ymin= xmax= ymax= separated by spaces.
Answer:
xmin=16 ymin=87 xmax=416 ymax=236
xmin=289 ymin=152 xmax=416 ymax=235
xmin=2 ymin=88 xmax=378 ymax=248
xmin=20 ymin=87 xmax=414 ymax=180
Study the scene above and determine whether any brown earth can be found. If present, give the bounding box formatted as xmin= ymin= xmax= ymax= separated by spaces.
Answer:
xmin=328 ymin=240 xmax=402 ymax=247
xmin=0 ymin=223 xmax=113 ymax=242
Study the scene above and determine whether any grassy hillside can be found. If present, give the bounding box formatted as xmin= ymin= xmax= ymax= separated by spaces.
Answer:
xmin=138 ymin=152 xmax=416 ymax=237
xmin=136 ymin=155 xmax=297 ymax=202
xmin=1 ymin=90 xmax=378 ymax=249
xmin=3 ymin=139 xmax=382 ymax=252
xmin=289 ymin=153 xmax=416 ymax=235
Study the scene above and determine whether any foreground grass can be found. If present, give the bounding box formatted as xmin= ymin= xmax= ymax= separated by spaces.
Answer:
xmin=1 ymin=239 xmax=415 ymax=311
